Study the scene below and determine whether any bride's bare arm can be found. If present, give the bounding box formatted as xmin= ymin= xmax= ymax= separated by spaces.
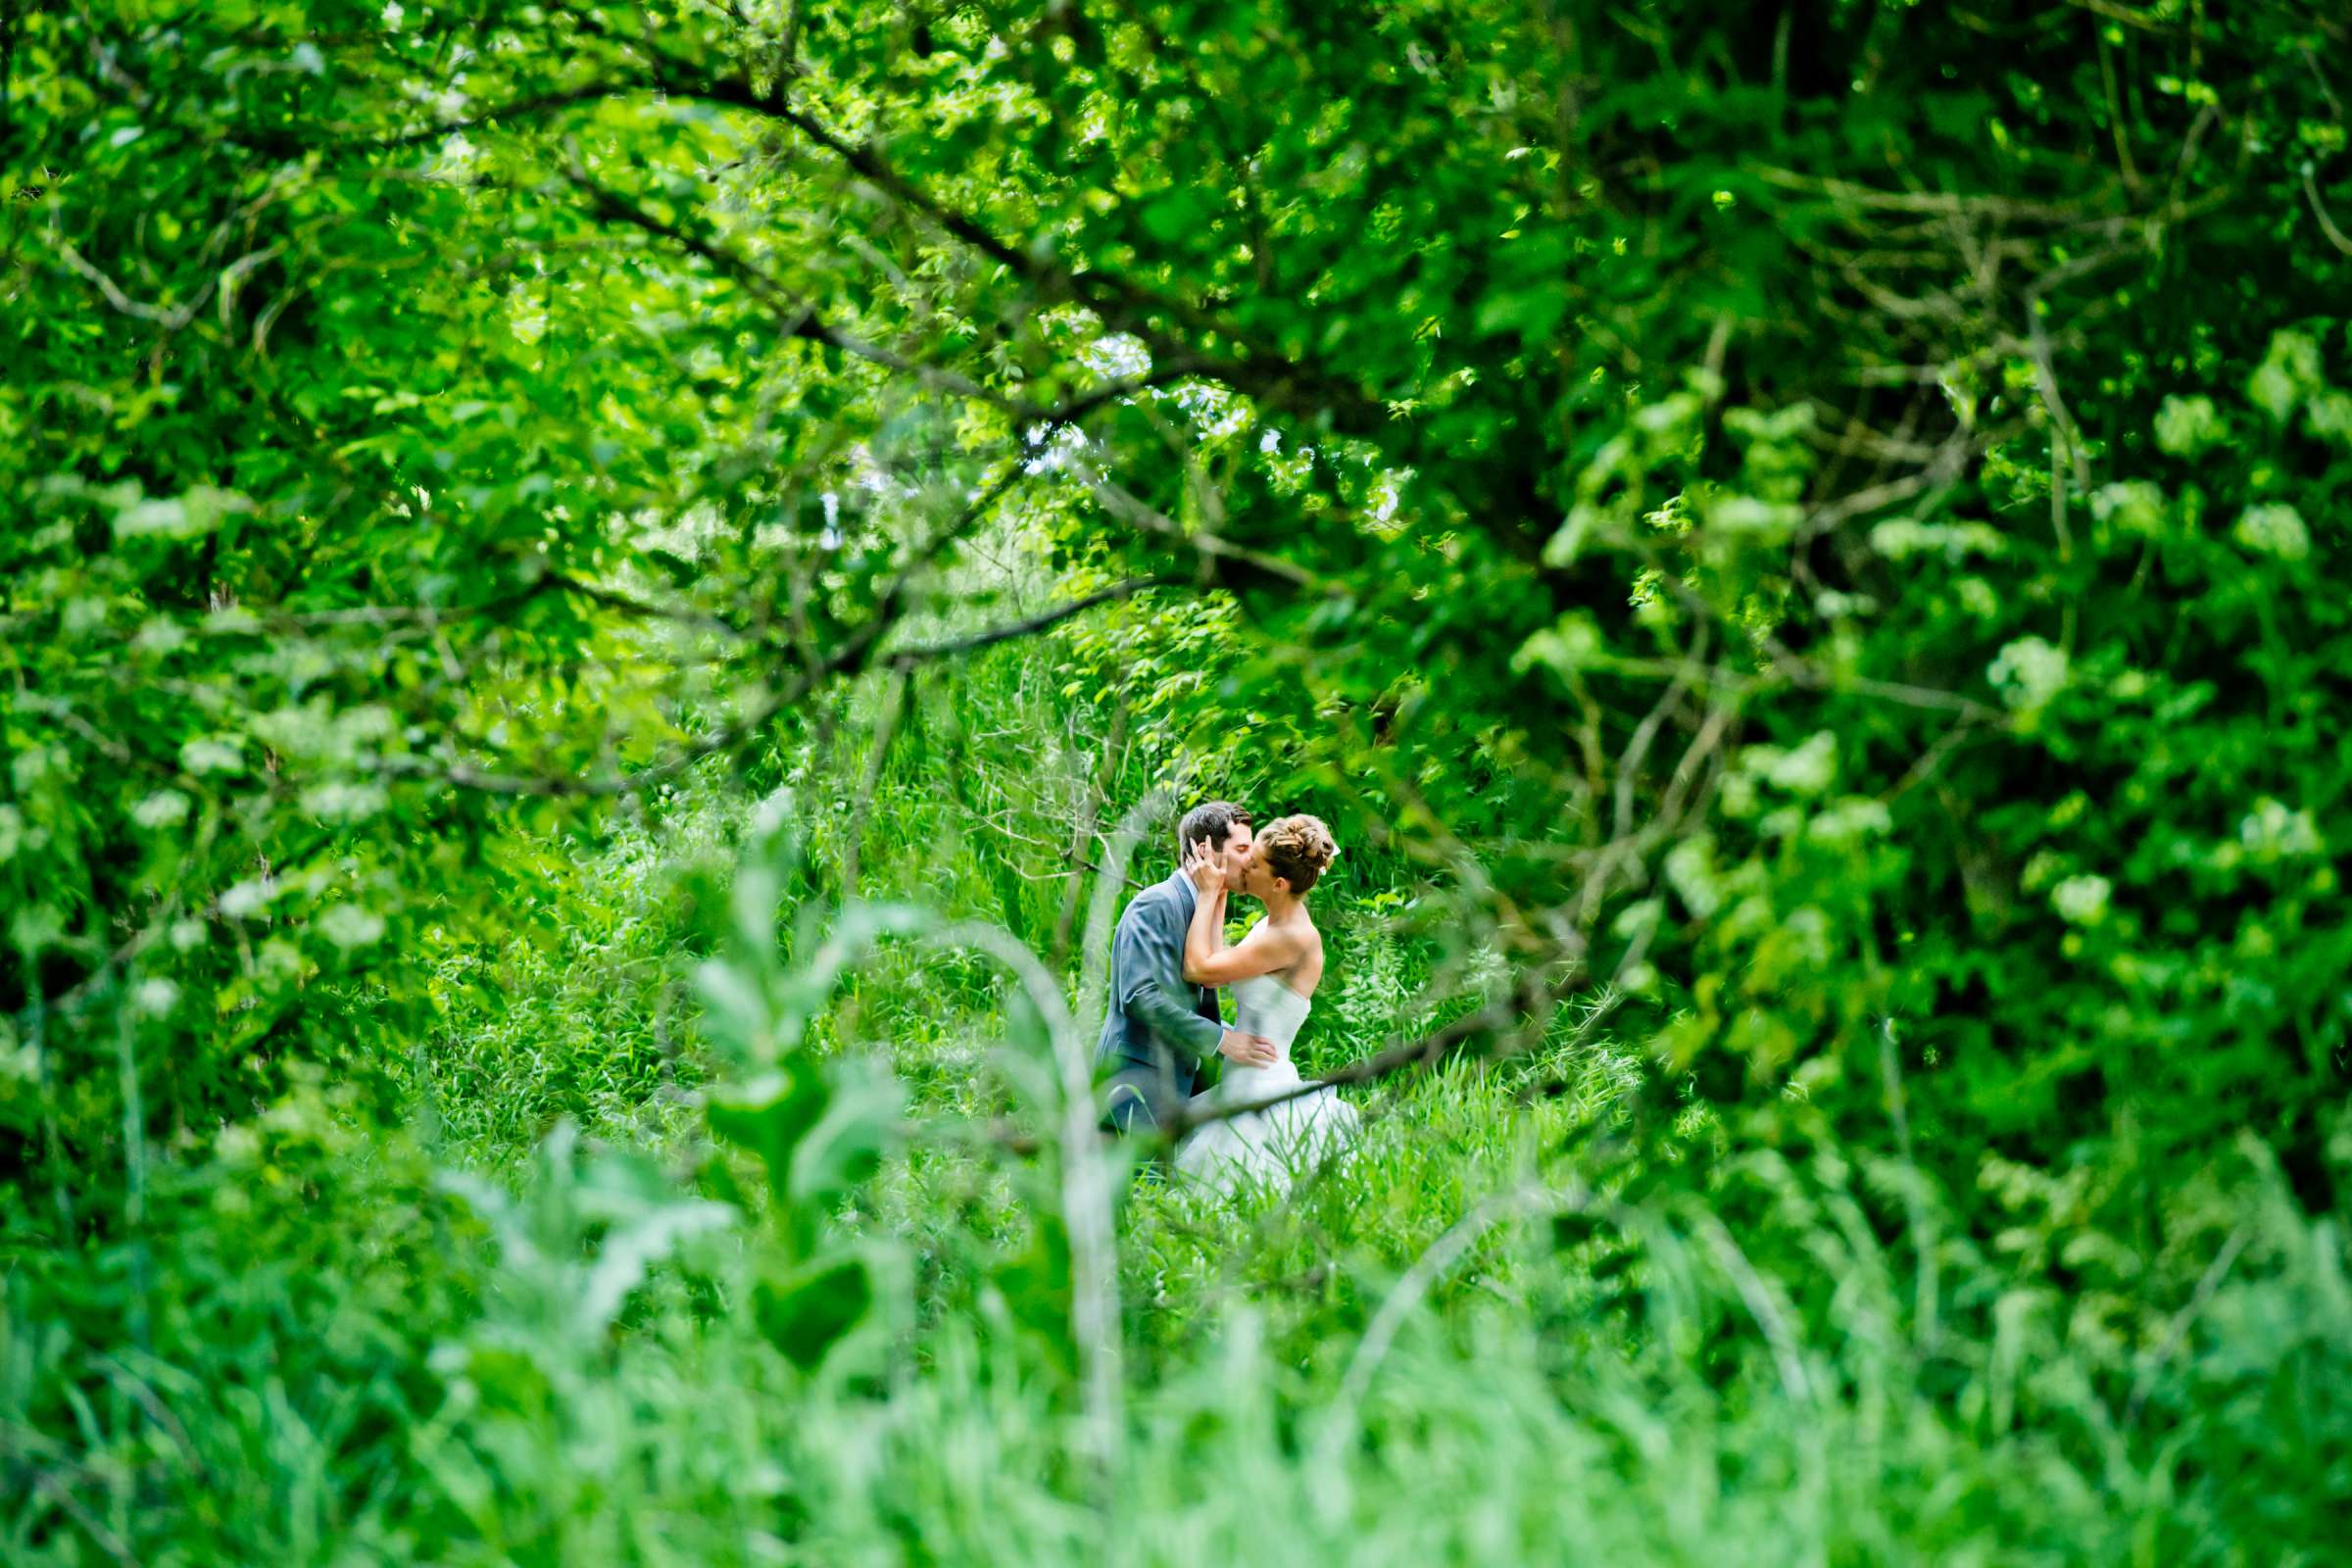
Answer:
xmin=1180 ymin=835 xmax=1297 ymax=984
xmin=1184 ymin=905 xmax=1298 ymax=986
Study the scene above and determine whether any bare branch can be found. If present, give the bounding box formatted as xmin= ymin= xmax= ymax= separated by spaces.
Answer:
xmin=2304 ymin=167 xmax=2352 ymax=257
xmin=1155 ymin=966 xmax=1591 ymax=1143
xmin=884 ymin=575 xmax=1184 ymax=668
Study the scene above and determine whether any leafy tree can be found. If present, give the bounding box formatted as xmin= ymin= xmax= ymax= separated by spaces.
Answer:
xmin=5 ymin=3 xmax=2351 ymax=1552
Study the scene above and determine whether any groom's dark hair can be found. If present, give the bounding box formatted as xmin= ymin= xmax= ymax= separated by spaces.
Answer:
xmin=1175 ymin=800 xmax=1252 ymax=858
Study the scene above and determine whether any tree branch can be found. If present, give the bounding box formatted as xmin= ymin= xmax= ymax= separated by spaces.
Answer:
xmin=1154 ymin=966 xmax=1594 ymax=1144
xmin=883 ymin=574 xmax=1184 ymax=668
xmin=367 ymin=499 xmax=1182 ymax=800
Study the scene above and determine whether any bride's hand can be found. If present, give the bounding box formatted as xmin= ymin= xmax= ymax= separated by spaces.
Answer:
xmin=1182 ymin=836 xmax=1225 ymax=895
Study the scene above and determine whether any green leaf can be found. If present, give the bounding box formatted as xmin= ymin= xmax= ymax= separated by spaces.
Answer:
xmin=754 ymin=1254 xmax=872 ymax=1369
xmin=786 ymin=1060 xmax=901 ymax=1207
xmin=707 ymin=1068 xmax=831 ymax=1202
xmin=1140 ymin=192 xmax=1203 ymax=243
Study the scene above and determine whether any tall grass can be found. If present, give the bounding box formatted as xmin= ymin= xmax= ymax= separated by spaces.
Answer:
xmin=6 ymin=642 xmax=2347 ymax=1565
xmin=12 ymin=1038 xmax=2341 ymax=1564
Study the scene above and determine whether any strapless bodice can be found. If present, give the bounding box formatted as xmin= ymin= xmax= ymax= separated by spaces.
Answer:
xmin=1232 ymin=972 xmax=1312 ymax=1051
xmin=1218 ymin=973 xmax=1314 ymax=1100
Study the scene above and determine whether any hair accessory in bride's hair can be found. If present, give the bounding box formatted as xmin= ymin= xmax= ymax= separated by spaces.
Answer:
xmin=1259 ymin=813 xmax=1338 ymax=893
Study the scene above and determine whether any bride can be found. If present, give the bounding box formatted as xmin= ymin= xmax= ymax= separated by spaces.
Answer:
xmin=1172 ymin=813 xmax=1358 ymax=1195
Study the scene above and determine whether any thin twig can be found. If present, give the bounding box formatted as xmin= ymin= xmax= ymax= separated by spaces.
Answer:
xmin=2124 ymin=1223 xmax=2253 ymax=1428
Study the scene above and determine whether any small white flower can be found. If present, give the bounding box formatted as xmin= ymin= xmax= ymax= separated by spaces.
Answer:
xmin=1806 ymin=797 xmax=1892 ymax=845
xmin=2052 ymin=874 xmax=2112 ymax=926
xmin=0 ymin=1032 xmax=39 ymax=1084
xmin=133 ymin=790 xmax=191 ymax=829
xmin=338 ymin=706 xmax=397 ymax=745
xmin=2153 ymin=394 xmax=2225 ymax=457
xmin=115 ymin=497 xmax=195 ymax=538
xmin=133 ymin=978 xmax=180 ymax=1017
xmin=2239 ymin=798 xmax=2323 ymax=860
xmin=2090 ymin=480 xmax=2166 ymax=536
xmin=1752 ymin=732 xmax=1838 ymax=797
xmin=1707 ymin=495 xmax=1801 ymax=538
xmin=299 ymin=781 xmax=388 ymax=823
xmin=219 ymin=880 xmax=273 ymax=919
xmin=1989 ymin=636 xmax=2070 ymax=713
xmin=11 ymin=906 xmax=65 ymax=954
xmin=1663 ymin=835 xmax=1722 ymax=918
xmin=179 ymin=736 xmax=244 ymax=775
xmin=1870 ymin=517 xmax=2008 ymax=563
xmin=2232 ymin=503 xmax=2311 ymax=563
xmin=1610 ymin=899 xmax=1662 ymax=940
xmin=1514 ymin=612 xmax=1604 ymax=678
xmin=318 ymin=904 xmax=386 ymax=951
xmin=12 ymin=746 xmax=58 ymax=788
xmin=2250 ymin=362 xmax=2298 ymax=421
xmin=133 ymin=618 xmax=189 ymax=655
xmin=2249 ymin=330 xmax=2322 ymax=422
xmin=2309 ymin=389 xmax=2352 ymax=445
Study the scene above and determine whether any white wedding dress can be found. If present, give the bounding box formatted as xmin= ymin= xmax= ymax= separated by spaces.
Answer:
xmin=1174 ymin=973 xmax=1359 ymax=1196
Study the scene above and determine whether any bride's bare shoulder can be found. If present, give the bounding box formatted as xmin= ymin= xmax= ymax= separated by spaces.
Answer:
xmin=1298 ymin=912 xmax=1324 ymax=956
xmin=1290 ymin=922 xmax=1327 ymax=993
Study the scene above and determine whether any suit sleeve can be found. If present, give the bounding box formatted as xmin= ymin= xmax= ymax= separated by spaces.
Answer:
xmin=1115 ymin=900 xmax=1223 ymax=1062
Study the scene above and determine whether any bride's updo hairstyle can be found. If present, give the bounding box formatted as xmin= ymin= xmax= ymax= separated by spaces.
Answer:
xmin=1257 ymin=814 xmax=1339 ymax=895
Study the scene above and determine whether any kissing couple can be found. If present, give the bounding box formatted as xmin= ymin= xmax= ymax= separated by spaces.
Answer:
xmin=1094 ymin=801 xmax=1359 ymax=1193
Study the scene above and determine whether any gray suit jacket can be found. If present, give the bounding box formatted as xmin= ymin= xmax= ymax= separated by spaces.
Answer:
xmin=1094 ymin=870 xmax=1223 ymax=1108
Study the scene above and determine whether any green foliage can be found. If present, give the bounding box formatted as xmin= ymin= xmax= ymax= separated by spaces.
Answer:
xmin=7 ymin=0 xmax=2352 ymax=1558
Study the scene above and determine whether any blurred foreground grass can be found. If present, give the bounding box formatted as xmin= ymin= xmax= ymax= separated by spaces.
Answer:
xmin=10 ymin=760 xmax=2342 ymax=1567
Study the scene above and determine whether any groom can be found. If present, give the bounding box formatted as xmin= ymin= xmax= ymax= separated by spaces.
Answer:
xmin=1096 ymin=801 xmax=1278 ymax=1135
